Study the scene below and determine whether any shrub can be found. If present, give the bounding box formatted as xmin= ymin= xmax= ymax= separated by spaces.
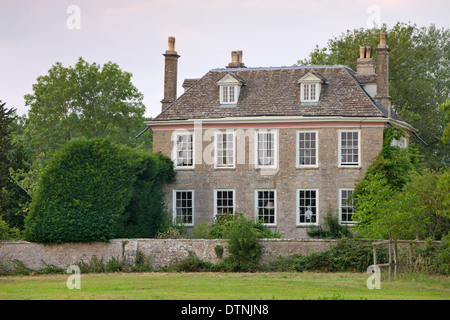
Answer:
xmin=24 ymin=138 xmax=175 ymax=243
xmin=306 ymin=206 xmax=353 ymax=239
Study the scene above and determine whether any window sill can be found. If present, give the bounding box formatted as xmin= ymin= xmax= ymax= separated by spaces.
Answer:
xmin=338 ymin=165 xmax=361 ymax=169
xmin=174 ymin=167 xmax=195 ymax=171
xmin=296 ymin=223 xmax=318 ymax=227
xmin=296 ymin=166 xmax=319 ymax=170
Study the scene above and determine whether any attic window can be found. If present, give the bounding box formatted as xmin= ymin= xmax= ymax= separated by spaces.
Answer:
xmin=302 ymin=83 xmax=318 ymax=102
xmin=217 ymin=73 xmax=245 ymax=106
xmin=221 ymin=86 xmax=237 ymax=104
xmin=297 ymin=71 xmax=325 ymax=103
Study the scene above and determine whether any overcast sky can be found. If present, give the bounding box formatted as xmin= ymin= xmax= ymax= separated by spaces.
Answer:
xmin=1 ymin=0 xmax=449 ymax=119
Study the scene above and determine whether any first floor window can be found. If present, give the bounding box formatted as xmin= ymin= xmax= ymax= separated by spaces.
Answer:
xmin=256 ymin=190 xmax=276 ymax=225
xmin=340 ymin=189 xmax=354 ymax=224
xmin=256 ymin=131 xmax=276 ymax=167
xmin=215 ymin=132 xmax=235 ymax=168
xmin=214 ymin=189 xmax=235 ymax=217
xmin=339 ymin=130 xmax=360 ymax=166
xmin=297 ymin=189 xmax=318 ymax=225
xmin=175 ymin=133 xmax=193 ymax=168
xmin=297 ymin=131 xmax=318 ymax=167
xmin=173 ymin=190 xmax=194 ymax=225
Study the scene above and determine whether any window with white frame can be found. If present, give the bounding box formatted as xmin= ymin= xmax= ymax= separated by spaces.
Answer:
xmin=297 ymin=131 xmax=318 ymax=167
xmin=297 ymin=189 xmax=318 ymax=225
xmin=255 ymin=190 xmax=276 ymax=225
xmin=173 ymin=190 xmax=194 ymax=225
xmin=220 ymin=86 xmax=237 ymax=104
xmin=302 ymin=83 xmax=318 ymax=102
xmin=215 ymin=131 xmax=235 ymax=168
xmin=340 ymin=189 xmax=354 ymax=225
xmin=214 ymin=189 xmax=235 ymax=218
xmin=174 ymin=133 xmax=194 ymax=168
xmin=256 ymin=131 xmax=276 ymax=167
xmin=339 ymin=130 xmax=360 ymax=166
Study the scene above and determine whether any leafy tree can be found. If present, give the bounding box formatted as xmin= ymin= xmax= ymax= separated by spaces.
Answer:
xmin=23 ymin=138 xmax=174 ymax=243
xmin=297 ymin=22 xmax=450 ymax=169
xmin=352 ymin=173 xmax=428 ymax=240
xmin=23 ymin=57 xmax=151 ymax=157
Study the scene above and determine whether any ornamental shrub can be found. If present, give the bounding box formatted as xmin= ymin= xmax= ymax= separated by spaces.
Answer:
xmin=24 ymin=138 xmax=174 ymax=243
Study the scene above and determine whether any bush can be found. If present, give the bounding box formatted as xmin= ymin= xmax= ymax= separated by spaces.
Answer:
xmin=306 ymin=206 xmax=353 ymax=239
xmin=24 ymin=138 xmax=175 ymax=243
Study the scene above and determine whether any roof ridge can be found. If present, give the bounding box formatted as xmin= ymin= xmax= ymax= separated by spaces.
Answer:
xmin=210 ymin=65 xmax=352 ymax=72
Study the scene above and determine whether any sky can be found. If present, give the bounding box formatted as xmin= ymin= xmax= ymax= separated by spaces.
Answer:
xmin=0 ymin=0 xmax=449 ymax=119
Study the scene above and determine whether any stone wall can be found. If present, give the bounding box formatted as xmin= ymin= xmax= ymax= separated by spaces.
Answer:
xmin=0 ymin=238 xmax=337 ymax=271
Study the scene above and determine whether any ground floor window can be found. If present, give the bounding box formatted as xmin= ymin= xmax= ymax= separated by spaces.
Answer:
xmin=339 ymin=189 xmax=354 ymax=224
xmin=173 ymin=190 xmax=194 ymax=225
xmin=297 ymin=189 xmax=318 ymax=225
xmin=255 ymin=190 xmax=276 ymax=225
xmin=214 ymin=189 xmax=235 ymax=218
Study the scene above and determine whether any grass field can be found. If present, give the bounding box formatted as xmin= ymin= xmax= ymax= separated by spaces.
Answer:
xmin=0 ymin=272 xmax=449 ymax=300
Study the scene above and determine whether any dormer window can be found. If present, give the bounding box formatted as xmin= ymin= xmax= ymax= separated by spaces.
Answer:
xmin=298 ymin=71 xmax=326 ymax=104
xmin=217 ymin=73 xmax=245 ymax=106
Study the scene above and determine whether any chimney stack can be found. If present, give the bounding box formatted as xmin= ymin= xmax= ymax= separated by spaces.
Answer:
xmin=374 ymin=32 xmax=392 ymax=117
xmin=227 ymin=50 xmax=246 ymax=68
xmin=161 ymin=36 xmax=180 ymax=111
xmin=356 ymin=46 xmax=375 ymax=75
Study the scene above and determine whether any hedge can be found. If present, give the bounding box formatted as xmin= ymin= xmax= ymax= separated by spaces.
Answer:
xmin=23 ymin=138 xmax=175 ymax=243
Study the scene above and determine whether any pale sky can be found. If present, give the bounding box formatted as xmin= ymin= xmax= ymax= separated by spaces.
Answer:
xmin=1 ymin=0 xmax=449 ymax=119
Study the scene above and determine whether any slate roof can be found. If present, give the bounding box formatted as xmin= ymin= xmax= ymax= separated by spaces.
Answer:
xmin=154 ymin=65 xmax=401 ymax=122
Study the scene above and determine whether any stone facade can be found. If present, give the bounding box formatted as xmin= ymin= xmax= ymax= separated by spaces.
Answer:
xmin=153 ymin=124 xmax=385 ymax=238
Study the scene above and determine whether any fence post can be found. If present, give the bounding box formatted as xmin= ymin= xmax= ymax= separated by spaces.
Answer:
xmin=388 ymin=240 xmax=392 ymax=281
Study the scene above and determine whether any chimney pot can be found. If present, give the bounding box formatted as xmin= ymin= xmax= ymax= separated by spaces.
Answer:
xmin=359 ymin=46 xmax=365 ymax=59
xmin=379 ymin=32 xmax=387 ymax=45
xmin=227 ymin=50 xmax=246 ymax=68
xmin=168 ymin=36 xmax=175 ymax=51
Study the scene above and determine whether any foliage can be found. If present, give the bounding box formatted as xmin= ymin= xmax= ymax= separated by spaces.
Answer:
xmin=352 ymin=173 xmax=429 ymax=240
xmin=0 ymin=217 xmax=21 ymax=240
xmin=306 ymin=206 xmax=353 ymax=239
xmin=192 ymin=212 xmax=280 ymax=239
xmin=403 ymin=169 xmax=450 ymax=239
xmin=23 ymin=57 xmax=150 ymax=157
xmin=441 ymin=100 xmax=450 ymax=144
xmin=23 ymin=138 xmax=174 ymax=243
xmin=297 ymin=22 xmax=450 ymax=169
xmin=0 ymin=101 xmax=30 ymax=231
xmin=413 ymin=235 xmax=450 ymax=275
xmin=269 ymin=238 xmax=388 ymax=273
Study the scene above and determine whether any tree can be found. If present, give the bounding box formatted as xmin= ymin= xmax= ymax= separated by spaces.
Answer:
xmin=23 ymin=57 xmax=151 ymax=158
xmin=441 ymin=100 xmax=450 ymax=144
xmin=0 ymin=101 xmax=29 ymax=230
xmin=297 ymin=22 xmax=450 ymax=169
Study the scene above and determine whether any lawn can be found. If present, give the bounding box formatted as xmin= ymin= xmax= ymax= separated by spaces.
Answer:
xmin=0 ymin=272 xmax=449 ymax=300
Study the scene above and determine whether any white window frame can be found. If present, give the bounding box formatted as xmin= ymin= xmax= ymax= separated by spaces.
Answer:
xmin=173 ymin=190 xmax=194 ymax=226
xmin=301 ymin=83 xmax=319 ymax=102
xmin=220 ymin=85 xmax=238 ymax=104
xmin=255 ymin=130 xmax=278 ymax=169
xmin=173 ymin=132 xmax=195 ymax=169
xmin=296 ymin=188 xmax=319 ymax=226
xmin=254 ymin=189 xmax=277 ymax=226
xmin=214 ymin=131 xmax=236 ymax=168
xmin=296 ymin=130 xmax=319 ymax=168
xmin=339 ymin=188 xmax=355 ymax=225
xmin=338 ymin=129 xmax=361 ymax=167
xmin=214 ymin=189 xmax=235 ymax=219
